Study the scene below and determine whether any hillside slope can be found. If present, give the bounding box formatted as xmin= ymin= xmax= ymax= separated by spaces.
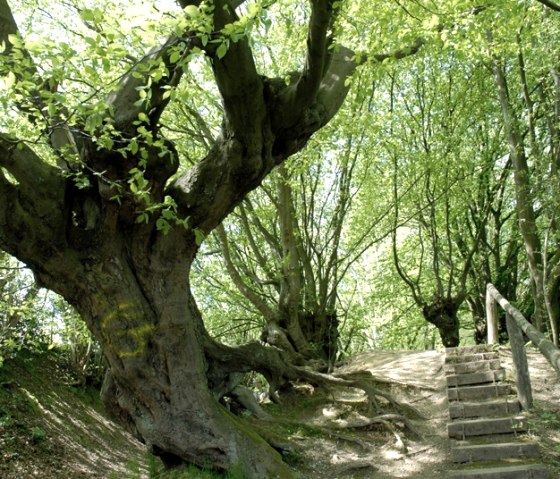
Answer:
xmin=0 ymin=351 xmax=148 ymax=479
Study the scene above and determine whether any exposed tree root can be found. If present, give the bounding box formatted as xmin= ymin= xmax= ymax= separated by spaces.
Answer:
xmin=228 ymin=385 xmax=272 ymax=420
xmin=203 ymin=338 xmax=424 ymax=462
xmin=334 ymin=412 xmax=423 ymax=453
xmin=336 ymin=413 xmax=421 ymax=437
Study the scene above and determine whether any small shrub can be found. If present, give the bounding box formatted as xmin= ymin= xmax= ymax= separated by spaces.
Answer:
xmin=30 ymin=426 xmax=46 ymax=444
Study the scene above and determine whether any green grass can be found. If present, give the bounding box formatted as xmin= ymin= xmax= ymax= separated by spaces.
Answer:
xmin=115 ymin=453 xmax=249 ymax=479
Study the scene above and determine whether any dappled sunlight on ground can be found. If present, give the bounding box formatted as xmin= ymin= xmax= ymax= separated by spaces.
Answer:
xmin=277 ymin=348 xmax=453 ymax=478
xmin=3 ymin=347 xmax=557 ymax=478
xmin=0 ymin=354 xmax=148 ymax=479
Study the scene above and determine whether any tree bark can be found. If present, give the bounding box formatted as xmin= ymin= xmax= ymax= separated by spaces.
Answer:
xmin=64 ymin=250 xmax=292 ymax=477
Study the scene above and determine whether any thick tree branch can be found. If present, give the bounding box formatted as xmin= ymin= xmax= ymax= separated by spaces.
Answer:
xmin=272 ymin=45 xmax=358 ymax=159
xmin=294 ymin=0 xmax=335 ymax=109
xmin=535 ymin=0 xmax=560 ymax=12
xmin=273 ymin=0 xmax=337 ymax=131
xmin=107 ymin=35 xmax=191 ymax=135
xmin=0 ymin=0 xmax=16 ymax=51
xmin=0 ymin=135 xmax=64 ymax=202
xmin=0 ymin=136 xmax=66 ymax=263
xmin=210 ymin=0 xmax=265 ymax=141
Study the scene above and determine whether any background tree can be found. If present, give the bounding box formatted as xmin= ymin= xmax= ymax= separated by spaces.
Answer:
xmin=384 ymin=53 xmax=499 ymax=347
xmin=195 ymin=75 xmax=386 ymax=369
xmin=0 ymin=252 xmax=40 ymax=365
xmin=486 ymin=3 xmax=560 ymax=343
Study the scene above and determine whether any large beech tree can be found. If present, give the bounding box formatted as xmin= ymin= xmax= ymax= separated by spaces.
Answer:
xmin=0 ymin=0 xmax=425 ymax=476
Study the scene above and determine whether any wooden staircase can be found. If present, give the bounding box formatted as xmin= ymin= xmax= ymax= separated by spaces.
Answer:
xmin=445 ymin=345 xmax=550 ymax=479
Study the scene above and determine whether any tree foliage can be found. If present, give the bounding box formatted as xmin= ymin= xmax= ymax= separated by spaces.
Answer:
xmin=2 ymin=0 xmax=560 ymax=476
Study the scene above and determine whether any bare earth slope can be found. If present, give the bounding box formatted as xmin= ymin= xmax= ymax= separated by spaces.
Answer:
xmin=280 ymin=349 xmax=452 ymax=479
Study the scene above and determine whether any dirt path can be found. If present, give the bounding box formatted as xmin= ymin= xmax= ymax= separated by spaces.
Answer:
xmin=348 ymin=350 xmax=452 ymax=478
xmin=271 ymin=349 xmax=452 ymax=479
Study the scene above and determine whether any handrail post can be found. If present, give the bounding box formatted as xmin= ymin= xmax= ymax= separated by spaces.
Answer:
xmin=486 ymin=284 xmax=499 ymax=345
xmin=505 ymin=312 xmax=533 ymax=410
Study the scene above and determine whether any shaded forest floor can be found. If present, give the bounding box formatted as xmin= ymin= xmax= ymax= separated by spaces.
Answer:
xmin=0 ymin=347 xmax=558 ymax=478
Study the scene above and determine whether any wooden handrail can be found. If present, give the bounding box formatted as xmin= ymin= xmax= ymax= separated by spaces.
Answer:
xmin=486 ymin=283 xmax=560 ymax=410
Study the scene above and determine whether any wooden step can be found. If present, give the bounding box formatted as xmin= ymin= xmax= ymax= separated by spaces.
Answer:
xmin=446 ymin=345 xmax=494 ymax=355
xmin=449 ymin=399 xmax=521 ymax=419
xmin=446 ymin=352 xmax=499 ymax=364
xmin=448 ymin=384 xmax=511 ymax=401
xmin=447 ymin=369 xmax=505 ymax=387
xmin=448 ymin=463 xmax=549 ymax=478
xmin=451 ymin=441 xmax=541 ymax=463
xmin=448 ymin=416 xmax=527 ymax=439
xmin=445 ymin=359 xmax=502 ymax=376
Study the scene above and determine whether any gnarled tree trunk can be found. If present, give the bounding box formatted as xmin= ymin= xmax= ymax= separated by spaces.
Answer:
xmin=422 ymin=297 xmax=461 ymax=348
xmin=0 ymin=0 xmax=360 ymax=474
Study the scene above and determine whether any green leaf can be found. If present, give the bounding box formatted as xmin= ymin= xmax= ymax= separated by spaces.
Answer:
xmin=194 ymin=228 xmax=206 ymax=246
xmin=7 ymin=34 xmax=21 ymax=48
xmin=161 ymin=209 xmax=175 ymax=220
xmin=80 ymin=9 xmax=96 ymax=22
xmin=135 ymin=212 xmax=149 ymax=224
xmin=156 ymin=218 xmax=171 ymax=234
xmin=4 ymin=71 xmax=16 ymax=90
xmin=169 ymin=51 xmax=181 ymax=64
xmin=129 ymin=140 xmax=139 ymax=155
xmin=184 ymin=5 xmax=199 ymax=17
xmin=216 ymin=42 xmax=228 ymax=59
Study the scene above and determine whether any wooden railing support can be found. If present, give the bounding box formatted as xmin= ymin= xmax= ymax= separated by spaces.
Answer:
xmin=487 ymin=284 xmax=560 ymax=372
xmin=486 ymin=286 xmax=499 ymax=345
xmin=504 ymin=312 xmax=533 ymax=410
xmin=486 ymin=283 xmax=560 ymax=410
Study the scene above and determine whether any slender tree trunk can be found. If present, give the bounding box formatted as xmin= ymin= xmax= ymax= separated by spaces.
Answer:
xmin=491 ymin=56 xmax=547 ymax=332
xmin=277 ymin=165 xmax=309 ymax=355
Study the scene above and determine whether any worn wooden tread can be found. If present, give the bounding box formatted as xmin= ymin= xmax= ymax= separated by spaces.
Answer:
xmin=447 ymin=369 xmax=505 ymax=387
xmin=449 ymin=399 xmax=521 ymax=419
xmin=448 ymin=383 xmax=511 ymax=401
xmin=446 ymin=345 xmax=495 ymax=355
xmin=448 ymin=416 xmax=526 ymax=439
xmin=446 ymin=352 xmax=500 ymax=364
xmin=451 ymin=441 xmax=541 ymax=463
xmin=445 ymin=359 xmax=502 ymax=376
